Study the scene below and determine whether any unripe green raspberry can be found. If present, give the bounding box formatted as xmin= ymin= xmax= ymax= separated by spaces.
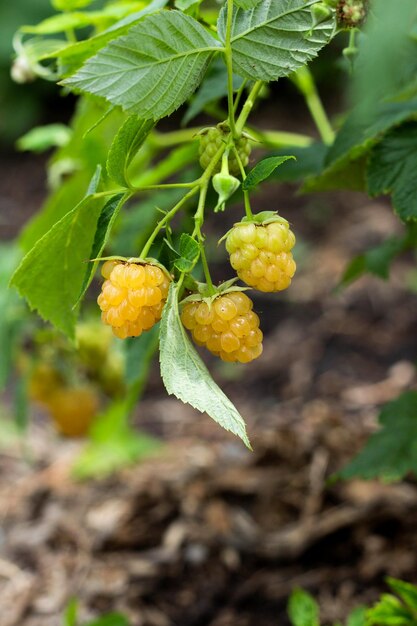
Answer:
xmin=181 ymin=292 xmax=263 ymax=363
xmin=226 ymin=220 xmax=296 ymax=293
xmin=98 ymin=261 xmax=171 ymax=338
xmin=199 ymin=127 xmax=251 ymax=176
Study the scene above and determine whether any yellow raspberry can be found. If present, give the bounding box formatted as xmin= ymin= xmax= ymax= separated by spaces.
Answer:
xmin=225 ymin=220 xmax=296 ymax=292
xmin=180 ymin=292 xmax=263 ymax=364
xmin=47 ymin=386 xmax=99 ymax=438
xmin=98 ymin=261 xmax=171 ymax=338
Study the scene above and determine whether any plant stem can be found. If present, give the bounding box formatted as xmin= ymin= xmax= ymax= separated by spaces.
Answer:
xmin=225 ymin=0 xmax=238 ymax=139
xmin=291 ymin=66 xmax=334 ymax=145
xmin=235 ymin=80 xmax=264 ymax=136
xmin=248 ymin=128 xmax=313 ymax=148
xmin=149 ymin=127 xmax=202 ymax=148
xmin=139 ymin=187 xmax=199 ymax=258
xmin=193 ymin=184 xmax=215 ymax=294
xmin=233 ymin=146 xmax=253 ymax=219
xmin=233 ymin=79 xmax=248 ymax=115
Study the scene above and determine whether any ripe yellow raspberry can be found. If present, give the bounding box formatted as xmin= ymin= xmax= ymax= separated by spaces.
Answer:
xmin=47 ymin=386 xmax=99 ymax=438
xmin=97 ymin=261 xmax=171 ymax=338
xmin=199 ymin=127 xmax=251 ymax=176
xmin=181 ymin=292 xmax=263 ymax=363
xmin=226 ymin=221 xmax=296 ymax=292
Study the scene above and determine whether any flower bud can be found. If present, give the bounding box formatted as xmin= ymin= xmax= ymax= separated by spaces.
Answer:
xmin=10 ymin=56 xmax=36 ymax=84
xmin=311 ymin=2 xmax=333 ymax=27
xmin=212 ymin=173 xmax=240 ymax=213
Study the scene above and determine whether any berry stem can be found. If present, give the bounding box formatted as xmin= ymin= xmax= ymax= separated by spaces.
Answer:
xmin=225 ymin=0 xmax=238 ymax=140
xmin=194 ymin=184 xmax=216 ymax=295
xmin=233 ymin=146 xmax=253 ymax=220
xmin=235 ymin=80 xmax=264 ymax=136
xmin=233 ymin=79 xmax=248 ymax=115
xmin=139 ymin=186 xmax=199 ymax=259
xmin=290 ymin=66 xmax=335 ymax=145
xmin=149 ymin=127 xmax=202 ymax=148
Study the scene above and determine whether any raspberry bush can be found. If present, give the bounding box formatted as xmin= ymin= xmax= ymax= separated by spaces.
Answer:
xmin=7 ymin=0 xmax=417 ymax=476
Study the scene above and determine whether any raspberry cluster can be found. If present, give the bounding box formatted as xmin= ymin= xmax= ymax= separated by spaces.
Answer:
xmin=199 ymin=127 xmax=251 ymax=176
xmin=336 ymin=0 xmax=367 ymax=27
xmin=226 ymin=221 xmax=296 ymax=292
xmin=181 ymin=292 xmax=263 ymax=363
xmin=98 ymin=260 xmax=170 ymax=339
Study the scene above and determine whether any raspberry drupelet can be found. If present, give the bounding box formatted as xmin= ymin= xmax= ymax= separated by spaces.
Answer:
xmin=98 ymin=260 xmax=171 ymax=338
xmin=199 ymin=127 xmax=251 ymax=176
xmin=181 ymin=292 xmax=263 ymax=363
xmin=226 ymin=221 xmax=296 ymax=292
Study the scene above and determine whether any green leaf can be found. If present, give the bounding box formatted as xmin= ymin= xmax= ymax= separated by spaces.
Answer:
xmin=160 ymin=283 xmax=251 ymax=447
xmin=346 ymin=606 xmax=367 ymax=626
xmin=77 ymin=193 xmax=128 ymax=305
xmin=174 ymin=0 xmax=200 ymax=11
xmin=338 ymin=392 xmax=417 ymax=482
xmin=107 ymin=116 xmax=154 ymax=187
xmin=11 ymin=175 xmax=104 ymax=338
xmin=174 ymin=233 xmax=200 ymax=272
xmin=233 ymin=0 xmax=262 ymax=9
xmin=52 ymin=0 xmax=92 ymax=9
xmin=386 ymin=578 xmax=417 ymax=615
xmin=16 ymin=124 xmax=72 ymax=153
xmin=63 ymin=598 xmax=78 ymax=626
xmin=84 ymin=613 xmax=130 ymax=626
xmin=242 ymin=155 xmax=295 ymax=191
xmin=64 ymin=11 xmax=220 ymax=121
xmin=288 ymin=589 xmax=320 ymax=626
xmin=217 ymin=0 xmax=335 ymax=82
xmin=340 ymin=236 xmax=405 ymax=286
xmin=305 ymin=97 xmax=417 ymax=193
xmin=366 ymin=594 xmax=415 ymax=626
xmin=269 ymin=143 xmax=327 ymax=183
xmin=367 ymin=122 xmax=417 ymax=222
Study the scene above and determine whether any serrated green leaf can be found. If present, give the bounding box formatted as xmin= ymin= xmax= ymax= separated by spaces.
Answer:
xmin=242 ymin=155 xmax=295 ymax=191
xmin=107 ymin=116 xmax=154 ymax=187
xmin=11 ymin=179 xmax=104 ymax=338
xmin=175 ymin=233 xmax=200 ymax=272
xmin=305 ymin=97 xmax=417 ymax=193
xmin=77 ymin=193 xmax=128 ymax=305
xmin=175 ymin=0 xmax=200 ymax=11
xmin=386 ymin=578 xmax=417 ymax=615
xmin=64 ymin=11 xmax=220 ymax=121
xmin=367 ymin=122 xmax=417 ymax=222
xmin=217 ymin=0 xmax=335 ymax=82
xmin=338 ymin=392 xmax=417 ymax=482
xmin=160 ymin=283 xmax=250 ymax=447
xmin=288 ymin=589 xmax=320 ymax=626
xmin=233 ymin=0 xmax=262 ymax=9
xmin=269 ymin=143 xmax=326 ymax=183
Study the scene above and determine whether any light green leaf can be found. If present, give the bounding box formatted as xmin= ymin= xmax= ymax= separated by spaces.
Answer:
xmin=77 ymin=193 xmax=128 ymax=305
xmin=160 ymin=283 xmax=251 ymax=447
xmin=366 ymin=594 xmax=415 ymax=626
xmin=346 ymin=606 xmax=366 ymax=626
xmin=367 ymin=122 xmax=417 ymax=222
xmin=386 ymin=578 xmax=417 ymax=615
xmin=52 ymin=0 xmax=92 ymax=9
xmin=233 ymin=0 xmax=262 ymax=9
xmin=63 ymin=598 xmax=78 ymax=626
xmin=172 ymin=233 xmax=201 ymax=272
xmin=11 ymin=177 xmax=104 ymax=338
xmin=16 ymin=123 xmax=72 ymax=153
xmin=64 ymin=11 xmax=220 ymax=120
xmin=84 ymin=613 xmax=130 ymax=626
xmin=217 ymin=0 xmax=335 ymax=82
xmin=288 ymin=589 xmax=320 ymax=626
xmin=175 ymin=0 xmax=200 ymax=11
xmin=107 ymin=116 xmax=154 ymax=187
xmin=338 ymin=391 xmax=417 ymax=482
xmin=242 ymin=155 xmax=295 ymax=191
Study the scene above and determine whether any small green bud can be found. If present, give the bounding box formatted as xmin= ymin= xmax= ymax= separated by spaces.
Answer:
xmin=311 ymin=2 xmax=333 ymax=27
xmin=212 ymin=173 xmax=240 ymax=213
xmin=323 ymin=0 xmax=338 ymax=7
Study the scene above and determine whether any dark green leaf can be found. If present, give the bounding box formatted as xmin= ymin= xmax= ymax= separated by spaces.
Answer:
xmin=64 ymin=11 xmax=220 ymax=120
xmin=270 ymin=143 xmax=326 ymax=183
xmin=242 ymin=155 xmax=295 ymax=191
xmin=367 ymin=122 xmax=417 ymax=222
xmin=340 ymin=237 xmax=405 ymax=286
xmin=107 ymin=116 xmax=154 ymax=187
xmin=233 ymin=0 xmax=262 ymax=9
xmin=217 ymin=0 xmax=335 ymax=82
xmin=338 ymin=392 xmax=417 ymax=482
xmin=160 ymin=283 xmax=251 ymax=447
xmin=174 ymin=233 xmax=200 ymax=272
xmin=11 ymin=174 xmax=104 ymax=338
xmin=288 ymin=589 xmax=320 ymax=626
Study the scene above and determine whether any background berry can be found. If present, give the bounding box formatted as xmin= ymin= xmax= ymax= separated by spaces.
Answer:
xmin=98 ymin=262 xmax=170 ymax=338
xmin=226 ymin=221 xmax=296 ymax=292
xmin=47 ymin=386 xmax=99 ymax=437
xmin=181 ymin=292 xmax=263 ymax=363
xmin=199 ymin=127 xmax=251 ymax=176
